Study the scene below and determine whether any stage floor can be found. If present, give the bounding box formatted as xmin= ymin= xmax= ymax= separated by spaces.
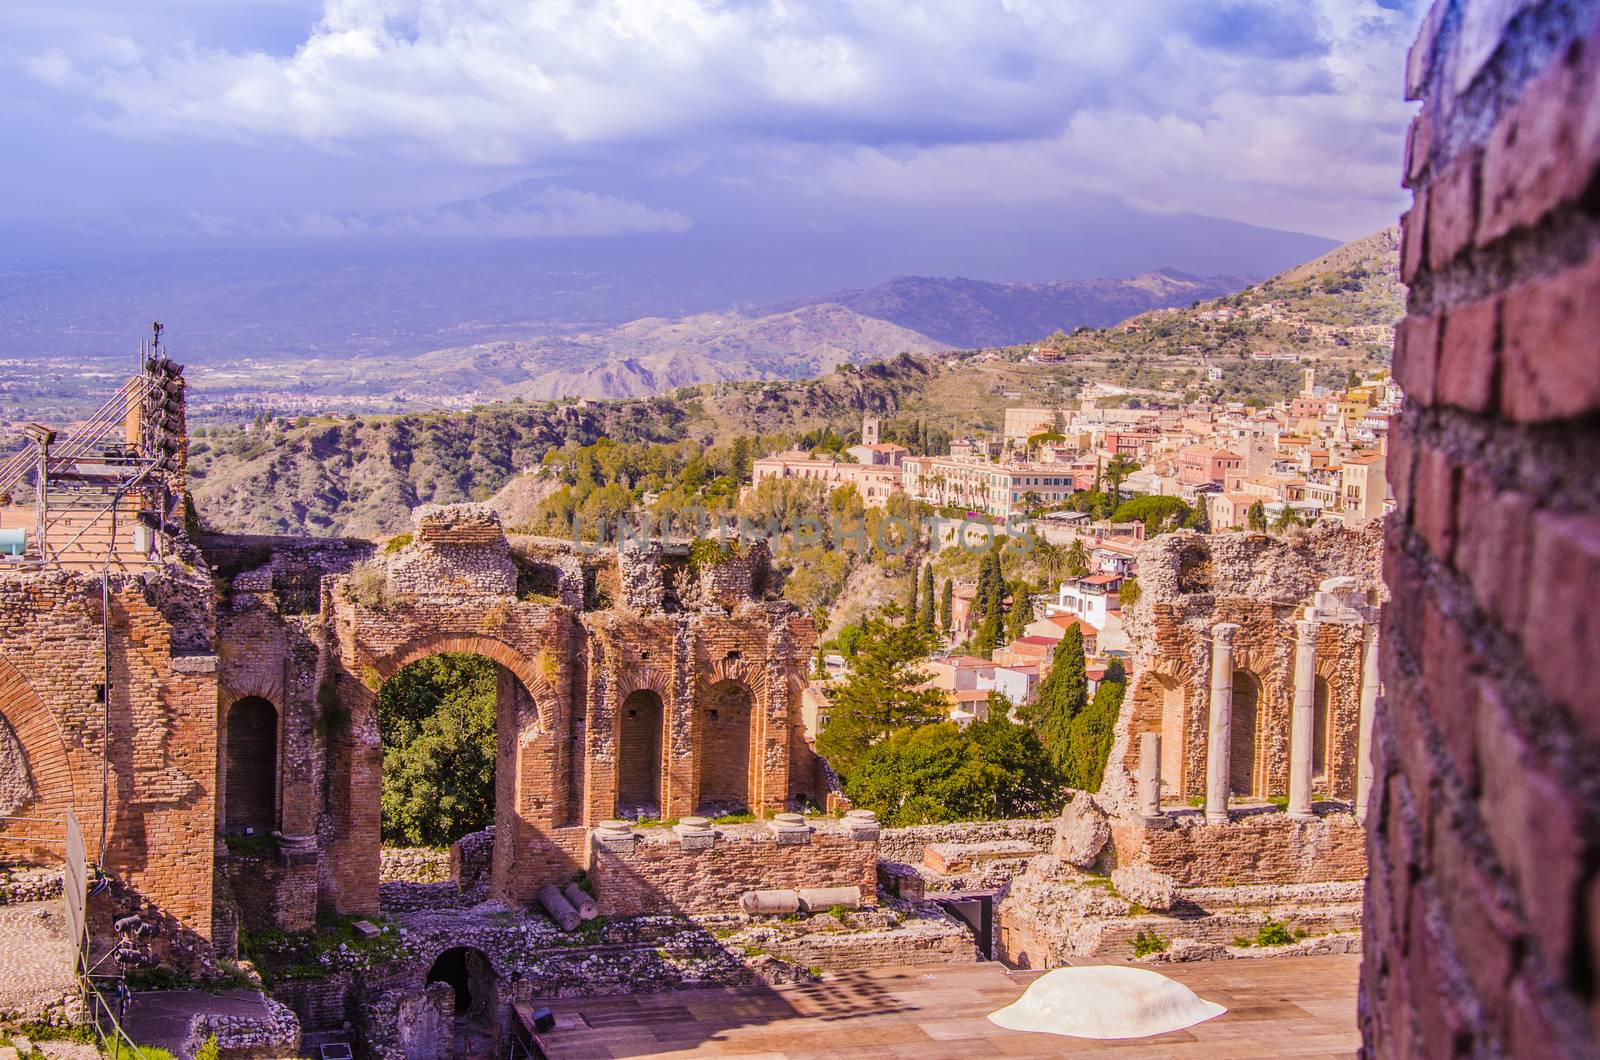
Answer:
xmin=528 ymin=953 xmax=1362 ymax=1058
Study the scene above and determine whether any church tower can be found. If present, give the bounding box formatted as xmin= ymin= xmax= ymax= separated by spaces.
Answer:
xmin=861 ymin=414 xmax=880 ymax=446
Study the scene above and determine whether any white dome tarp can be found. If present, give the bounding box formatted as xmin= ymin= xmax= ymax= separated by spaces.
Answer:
xmin=987 ymin=965 xmax=1227 ymax=1040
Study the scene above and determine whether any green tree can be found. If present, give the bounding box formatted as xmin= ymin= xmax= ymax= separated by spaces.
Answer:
xmin=1061 ymin=670 xmax=1126 ymax=791
xmin=378 ymin=653 xmax=498 ymax=847
xmin=919 ymin=564 xmax=937 ymax=633
xmin=816 ymin=618 xmax=946 ymax=779
xmin=844 ymin=717 xmax=1066 ymax=826
xmin=1006 ymin=582 xmax=1036 ymax=642
xmin=1065 ymin=538 xmax=1089 ymax=577
xmin=1247 ymin=500 xmax=1268 ymax=532
xmin=1111 ymin=495 xmax=1193 ymax=536
xmin=1022 ymin=626 xmax=1087 ymax=767
xmin=1035 ymin=540 xmax=1065 ymax=584
xmin=1119 ymin=576 xmax=1141 ymax=608
xmin=1105 ymin=454 xmax=1140 ymax=506
xmin=903 ymin=570 xmax=920 ymax=626
xmin=1272 ymin=505 xmax=1304 ymax=532
xmin=939 ymin=577 xmax=954 ymax=635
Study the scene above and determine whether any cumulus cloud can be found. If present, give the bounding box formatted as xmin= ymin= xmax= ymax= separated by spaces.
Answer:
xmin=15 ymin=0 xmax=1421 ymax=237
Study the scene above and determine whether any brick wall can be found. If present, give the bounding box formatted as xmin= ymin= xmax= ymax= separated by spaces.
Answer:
xmin=0 ymin=570 xmax=219 ymax=960
xmin=589 ymin=821 xmax=878 ymax=915
xmin=1364 ymin=3 xmax=1600 ymax=1056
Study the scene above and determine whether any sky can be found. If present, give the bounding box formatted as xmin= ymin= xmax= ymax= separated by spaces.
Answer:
xmin=2 ymin=0 xmax=1422 ymax=257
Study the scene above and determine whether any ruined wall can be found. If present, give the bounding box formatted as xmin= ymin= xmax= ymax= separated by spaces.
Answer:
xmin=1108 ymin=524 xmax=1382 ymax=811
xmin=1364 ymin=3 xmax=1600 ymax=1057
xmin=1113 ymin=810 xmax=1368 ymax=887
xmin=588 ymin=819 xmax=878 ymax=915
xmin=0 ymin=568 xmax=219 ymax=964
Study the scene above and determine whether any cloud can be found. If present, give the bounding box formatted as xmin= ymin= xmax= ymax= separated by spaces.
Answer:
xmin=188 ymin=182 xmax=691 ymax=238
xmin=14 ymin=0 xmax=1422 ymax=238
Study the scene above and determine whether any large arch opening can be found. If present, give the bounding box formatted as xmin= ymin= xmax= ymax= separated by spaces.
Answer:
xmin=1230 ymin=671 xmax=1263 ymax=798
xmin=1156 ymin=676 xmax=1184 ymax=797
xmin=617 ymin=689 xmax=665 ymax=816
xmin=378 ymin=653 xmax=511 ymax=849
xmin=225 ymin=696 xmax=278 ymax=833
xmin=1313 ymin=675 xmax=1332 ymax=789
xmin=698 ymin=680 xmax=755 ymax=814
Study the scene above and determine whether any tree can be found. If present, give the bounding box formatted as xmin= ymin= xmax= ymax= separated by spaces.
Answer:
xmin=1119 ymin=576 xmax=1141 ymax=608
xmin=1105 ymin=454 xmax=1140 ymax=506
xmin=1035 ymin=540 xmax=1065 ymax=584
xmin=1006 ymin=582 xmax=1035 ymax=642
xmin=378 ymin=653 xmax=498 ymax=847
xmin=1111 ymin=495 xmax=1193 ymax=536
xmin=903 ymin=571 xmax=920 ymax=626
xmin=1061 ymin=673 xmax=1126 ymax=791
xmin=1022 ymin=626 xmax=1087 ymax=767
xmin=1247 ymin=500 xmax=1268 ymax=532
xmin=815 ymin=618 xmax=946 ymax=779
xmin=1065 ymin=538 xmax=1089 ymax=577
xmin=919 ymin=564 xmax=937 ymax=633
xmin=844 ymin=718 xmax=1066 ymax=826
xmin=1272 ymin=505 xmax=1304 ymax=532
xmin=939 ymin=578 xmax=954 ymax=635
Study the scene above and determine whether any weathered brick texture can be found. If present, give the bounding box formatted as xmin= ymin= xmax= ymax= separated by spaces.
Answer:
xmin=1364 ymin=4 xmax=1600 ymax=1057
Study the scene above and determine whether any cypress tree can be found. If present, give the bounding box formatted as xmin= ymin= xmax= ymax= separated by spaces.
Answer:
xmin=940 ymin=578 xmax=954 ymax=634
xmin=1023 ymin=626 xmax=1087 ymax=767
xmin=1006 ymin=582 xmax=1035 ymax=642
xmin=903 ymin=568 xmax=919 ymax=624
xmin=919 ymin=564 xmax=936 ymax=633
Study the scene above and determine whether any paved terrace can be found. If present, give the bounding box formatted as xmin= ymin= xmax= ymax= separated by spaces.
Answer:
xmin=531 ymin=954 xmax=1360 ymax=1058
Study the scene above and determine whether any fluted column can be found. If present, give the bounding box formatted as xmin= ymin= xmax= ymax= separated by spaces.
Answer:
xmin=1138 ymin=731 xmax=1162 ymax=819
xmin=1355 ymin=619 xmax=1380 ymax=823
xmin=1205 ymin=623 xmax=1239 ymax=824
xmin=1288 ymin=610 xmax=1320 ymax=821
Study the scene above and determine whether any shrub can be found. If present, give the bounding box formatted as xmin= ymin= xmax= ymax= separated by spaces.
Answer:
xmin=1255 ymin=920 xmax=1295 ymax=947
xmin=381 ymin=532 xmax=413 ymax=554
xmin=347 ymin=560 xmax=393 ymax=610
xmin=1131 ymin=929 xmax=1169 ymax=957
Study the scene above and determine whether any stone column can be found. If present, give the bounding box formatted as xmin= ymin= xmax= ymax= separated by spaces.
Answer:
xmin=1137 ymin=731 xmax=1163 ymax=819
xmin=1355 ymin=620 xmax=1380 ymax=823
xmin=1204 ymin=623 xmax=1239 ymax=824
xmin=1288 ymin=610 xmax=1320 ymax=821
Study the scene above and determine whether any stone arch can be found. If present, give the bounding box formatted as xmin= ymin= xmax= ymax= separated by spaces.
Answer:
xmin=0 ymin=654 xmax=76 ymax=825
xmin=617 ymin=688 xmax=665 ymax=814
xmin=424 ymin=945 xmax=498 ymax=1020
xmin=372 ymin=633 xmax=557 ymax=718
xmin=703 ymin=654 xmax=768 ymax=700
xmin=1230 ymin=670 xmax=1265 ymax=797
xmin=698 ymin=679 xmax=756 ymax=813
xmin=224 ymin=696 xmax=278 ymax=834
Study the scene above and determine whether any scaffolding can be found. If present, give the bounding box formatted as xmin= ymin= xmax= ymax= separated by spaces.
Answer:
xmin=0 ymin=326 xmax=185 ymax=571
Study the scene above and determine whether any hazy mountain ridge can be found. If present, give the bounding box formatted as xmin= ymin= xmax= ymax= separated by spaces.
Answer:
xmin=812 ymin=269 xmax=1252 ymax=348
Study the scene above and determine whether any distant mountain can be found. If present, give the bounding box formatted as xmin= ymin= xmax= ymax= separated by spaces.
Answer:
xmin=806 ymin=270 xmax=1252 ymax=348
xmin=397 ymin=303 xmax=947 ymax=401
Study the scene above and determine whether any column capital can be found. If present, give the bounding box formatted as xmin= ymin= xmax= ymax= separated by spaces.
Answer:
xmin=1212 ymin=622 xmax=1240 ymax=645
xmin=1295 ymin=617 xmax=1319 ymax=644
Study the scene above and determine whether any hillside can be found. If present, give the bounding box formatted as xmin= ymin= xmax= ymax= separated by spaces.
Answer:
xmin=813 ymin=270 xmax=1250 ymax=348
xmin=1018 ymin=226 xmax=1402 ymax=403
xmin=186 ymin=230 xmax=1401 ymax=538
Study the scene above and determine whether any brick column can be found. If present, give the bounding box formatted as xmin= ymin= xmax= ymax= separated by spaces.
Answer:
xmin=1353 ymin=620 xmax=1378 ymax=823
xmin=1287 ymin=611 xmax=1320 ymax=821
xmin=1204 ymin=623 xmax=1238 ymax=824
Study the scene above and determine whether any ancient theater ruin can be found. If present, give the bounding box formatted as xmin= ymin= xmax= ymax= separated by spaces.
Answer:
xmin=992 ymin=524 xmax=1383 ymax=966
xmin=0 ymin=358 xmax=1389 ymax=1055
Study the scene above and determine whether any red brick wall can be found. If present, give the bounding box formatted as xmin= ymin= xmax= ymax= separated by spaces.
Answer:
xmin=1365 ymin=4 xmax=1600 ymax=1056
